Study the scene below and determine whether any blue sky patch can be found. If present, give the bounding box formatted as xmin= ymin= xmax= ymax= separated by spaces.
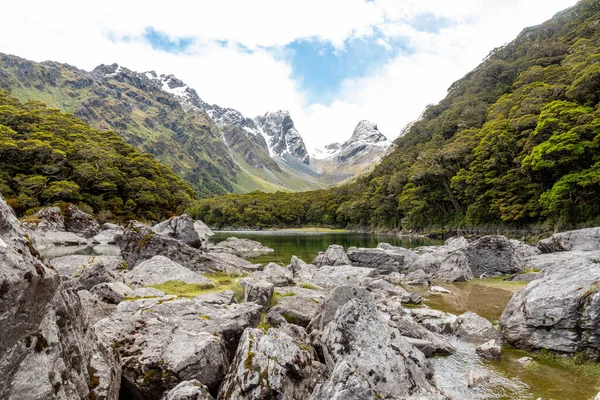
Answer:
xmin=143 ymin=27 xmax=194 ymax=53
xmin=409 ymin=13 xmax=453 ymax=34
xmin=283 ymin=34 xmax=411 ymax=105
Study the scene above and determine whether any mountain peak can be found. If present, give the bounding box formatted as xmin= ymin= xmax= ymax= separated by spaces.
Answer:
xmin=255 ymin=111 xmax=310 ymax=165
xmin=350 ymin=120 xmax=388 ymax=144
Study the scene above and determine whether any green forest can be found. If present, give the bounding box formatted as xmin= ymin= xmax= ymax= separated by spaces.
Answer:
xmin=192 ymin=0 xmax=600 ymax=231
xmin=0 ymin=91 xmax=195 ymax=221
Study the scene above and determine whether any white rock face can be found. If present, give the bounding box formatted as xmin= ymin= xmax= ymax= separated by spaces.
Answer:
xmin=254 ymin=110 xmax=310 ymax=164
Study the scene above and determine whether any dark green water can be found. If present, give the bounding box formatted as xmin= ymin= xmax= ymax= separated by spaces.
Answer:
xmin=211 ymin=230 xmax=442 ymax=265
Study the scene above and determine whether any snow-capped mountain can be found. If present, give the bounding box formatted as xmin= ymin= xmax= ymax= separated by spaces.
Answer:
xmin=311 ymin=120 xmax=391 ymax=182
xmin=254 ymin=111 xmax=310 ymax=165
xmin=313 ymin=120 xmax=390 ymax=162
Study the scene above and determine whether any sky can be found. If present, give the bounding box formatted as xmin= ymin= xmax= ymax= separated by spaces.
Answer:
xmin=0 ymin=0 xmax=578 ymax=152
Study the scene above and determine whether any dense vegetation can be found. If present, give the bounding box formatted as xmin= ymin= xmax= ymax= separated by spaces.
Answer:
xmin=0 ymin=91 xmax=195 ymax=220
xmin=193 ymin=0 xmax=600 ymax=231
xmin=0 ymin=58 xmax=239 ymax=198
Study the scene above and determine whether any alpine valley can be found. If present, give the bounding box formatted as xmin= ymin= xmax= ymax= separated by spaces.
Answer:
xmin=0 ymin=54 xmax=391 ymax=198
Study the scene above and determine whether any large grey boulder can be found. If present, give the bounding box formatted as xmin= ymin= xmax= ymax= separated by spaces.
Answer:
xmin=377 ymin=242 xmax=420 ymax=266
xmin=319 ymin=299 xmax=445 ymax=398
xmin=161 ymin=380 xmax=214 ymax=400
xmin=538 ymin=227 xmax=600 ymax=253
xmin=266 ymin=295 xmax=322 ymax=328
xmin=240 ymin=278 xmax=274 ymax=310
xmin=287 ymin=255 xmax=317 ymax=282
xmin=456 ymin=312 xmax=503 ymax=344
xmin=95 ymin=296 xmax=262 ymax=399
xmin=408 ymin=308 xmax=459 ymax=335
xmin=153 ymin=214 xmax=202 ymax=248
xmin=49 ymin=255 xmax=125 ymax=279
xmin=313 ymin=244 xmax=350 ymax=267
xmin=218 ymin=324 xmax=323 ymax=399
xmin=27 ymin=206 xmax=65 ymax=232
xmin=311 ymin=360 xmax=377 ymax=400
xmin=310 ymin=265 xmax=377 ymax=287
xmin=476 ymin=340 xmax=502 ymax=360
xmin=116 ymin=221 xmax=218 ymax=271
xmin=0 ymin=195 xmax=121 ymax=400
xmin=250 ymin=262 xmax=293 ymax=286
xmin=463 ymin=235 xmax=539 ymax=277
xmin=193 ymin=220 xmax=214 ymax=241
xmin=434 ymin=251 xmax=474 ymax=282
xmin=211 ymin=237 xmax=274 ymax=259
xmin=308 ymin=286 xmax=372 ymax=333
xmin=499 ymin=250 xmax=600 ymax=359
xmin=63 ymin=203 xmax=100 ymax=238
xmin=346 ymin=247 xmax=405 ymax=274
xmin=77 ymin=289 xmax=119 ymax=324
xmin=123 ymin=255 xmax=216 ymax=288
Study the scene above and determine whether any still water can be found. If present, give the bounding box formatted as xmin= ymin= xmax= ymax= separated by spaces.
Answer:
xmin=211 ymin=230 xmax=442 ymax=265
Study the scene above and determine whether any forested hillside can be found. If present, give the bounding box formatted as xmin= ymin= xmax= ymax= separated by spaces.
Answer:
xmin=193 ymin=0 xmax=600 ymax=231
xmin=0 ymin=91 xmax=194 ymax=220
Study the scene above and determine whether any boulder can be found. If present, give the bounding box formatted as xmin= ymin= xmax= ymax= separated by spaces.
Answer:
xmin=217 ymin=324 xmax=323 ymax=399
xmin=240 ymin=278 xmax=274 ymax=310
xmin=311 ymin=360 xmax=377 ymax=400
xmin=408 ymin=308 xmax=459 ymax=335
xmin=64 ymin=262 xmax=119 ymax=292
xmin=115 ymin=221 xmax=213 ymax=271
xmin=211 ymin=237 xmax=274 ymax=259
xmin=456 ymin=312 xmax=503 ymax=344
xmin=434 ymin=251 xmax=474 ymax=282
xmin=310 ymin=265 xmax=377 ymax=287
xmin=312 ymin=244 xmax=350 ymax=267
xmin=95 ymin=297 xmax=262 ymax=399
xmin=49 ymin=255 xmax=125 ymax=279
xmin=407 ymin=252 xmax=440 ymax=278
xmin=476 ymin=340 xmax=502 ymax=360
xmin=30 ymin=206 xmax=65 ymax=231
xmin=28 ymin=230 xmax=90 ymax=248
xmin=346 ymin=246 xmax=405 ymax=273
xmin=63 ymin=204 xmax=100 ymax=238
xmin=90 ymin=281 xmax=134 ymax=304
xmin=538 ymin=227 xmax=600 ymax=253
xmin=201 ymin=252 xmax=263 ymax=273
xmin=319 ymin=299 xmax=445 ymax=398
xmin=123 ymin=255 xmax=216 ymax=288
xmin=77 ymin=290 xmax=118 ymax=324
xmin=265 ymin=295 xmax=322 ymax=328
xmin=463 ymin=235 xmax=539 ymax=277
xmin=308 ymin=286 xmax=372 ymax=333
xmin=92 ymin=224 xmax=124 ymax=245
xmin=193 ymin=220 xmax=214 ymax=241
xmin=403 ymin=268 xmax=430 ymax=285
xmin=250 ymin=262 xmax=293 ymax=286
xmin=287 ymin=255 xmax=317 ymax=282
xmin=152 ymin=214 xmax=202 ymax=248
xmin=375 ymin=297 xmax=455 ymax=356
xmin=161 ymin=380 xmax=214 ymax=400
xmin=0 ymin=194 xmax=121 ymax=400
xmin=377 ymin=242 xmax=420 ymax=266
xmin=499 ymin=250 xmax=600 ymax=358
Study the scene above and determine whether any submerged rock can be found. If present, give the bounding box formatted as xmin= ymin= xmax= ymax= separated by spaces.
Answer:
xmin=0 ymin=194 xmax=121 ymax=400
xmin=218 ymin=324 xmax=323 ymax=399
xmin=538 ymin=227 xmax=600 ymax=253
xmin=457 ymin=312 xmax=503 ymax=345
xmin=499 ymin=250 xmax=600 ymax=358
xmin=476 ymin=340 xmax=502 ymax=360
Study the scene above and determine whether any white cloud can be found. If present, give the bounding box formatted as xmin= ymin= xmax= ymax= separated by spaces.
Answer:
xmin=0 ymin=0 xmax=579 ymax=153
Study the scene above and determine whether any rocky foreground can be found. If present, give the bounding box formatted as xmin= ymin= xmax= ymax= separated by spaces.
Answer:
xmin=2 ymin=197 xmax=600 ymax=399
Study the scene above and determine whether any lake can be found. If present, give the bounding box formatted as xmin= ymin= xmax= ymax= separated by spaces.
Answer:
xmin=211 ymin=230 xmax=442 ymax=265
